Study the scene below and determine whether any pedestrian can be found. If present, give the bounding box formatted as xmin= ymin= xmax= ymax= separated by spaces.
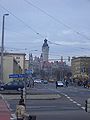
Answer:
xmin=65 ymin=80 xmax=68 ymax=87
xmin=15 ymin=99 xmax=28 ymax=120
xmin=56 ymin=81 xmax=58 ymax=88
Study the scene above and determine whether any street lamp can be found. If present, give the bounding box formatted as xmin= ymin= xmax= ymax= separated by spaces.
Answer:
xmin=1 ymin=13 xmax=9 ymax=82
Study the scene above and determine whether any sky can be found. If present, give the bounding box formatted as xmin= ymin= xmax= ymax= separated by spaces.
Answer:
xmin=0 ymin=0 xmax=90 ymax=62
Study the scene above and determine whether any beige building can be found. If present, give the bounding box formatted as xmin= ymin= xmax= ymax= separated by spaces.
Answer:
xmin=3 ymin=53 xmax=26 ymax=73
xmin=71 ymin=57 xmax=90 ymax=78
xmin=25 ymin=60 xmax=29 ymax=70
xmin=0 ymin=55 xmax=22 ymax=83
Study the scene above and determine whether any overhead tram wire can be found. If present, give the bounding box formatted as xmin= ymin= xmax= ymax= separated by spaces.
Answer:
xmin=23 ymin=0 xmax=70 ymax=29
xmin=23 ymin=0 xmax=90 ymax=41
xmin=0 ymin=3 xmax=44 ymax=38
xmin=0 ymin=3 xmax=89 ymax=53
xmin=48 ymin=40 xmax=63 ymax=46
xmin=0 ymin=4 xmax=63 ymax=46
xmin=0 ymin=4 xmax=61 ymax=47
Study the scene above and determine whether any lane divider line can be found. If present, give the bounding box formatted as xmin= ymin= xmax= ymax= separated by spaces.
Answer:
xmin=73 ymin=101 xmax=77 ymax=104
xmin=77 ymin=103 xmax=81 ymax=106
xmin=62 ymin=93 xmax=85 ymax=111
xmin=69 ymin=99 xmax=73 ymax=102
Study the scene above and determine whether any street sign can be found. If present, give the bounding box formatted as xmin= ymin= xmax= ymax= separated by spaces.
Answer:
xmin=25 ymin=69 xmax=33 ymax=74
xmin=9 ymin=74 xmax=26 ymax=78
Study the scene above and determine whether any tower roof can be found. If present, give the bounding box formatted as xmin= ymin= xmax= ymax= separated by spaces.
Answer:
xmin=42 ymin=39 xmax=49 ymax=47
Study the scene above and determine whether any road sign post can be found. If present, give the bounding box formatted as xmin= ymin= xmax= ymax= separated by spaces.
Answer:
xmin=9 ymin=73 xmax=27 ymax=104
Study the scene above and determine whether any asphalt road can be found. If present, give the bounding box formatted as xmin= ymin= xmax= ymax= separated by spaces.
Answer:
xmin=4 ymin=82 xmax=90 ymax=120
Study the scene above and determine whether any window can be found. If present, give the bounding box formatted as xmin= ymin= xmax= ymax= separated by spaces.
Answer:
xmin=16 ymin=57 xmax=20 ymax=59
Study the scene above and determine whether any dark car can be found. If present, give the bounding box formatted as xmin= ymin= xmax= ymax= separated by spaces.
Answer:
xmin=43 ymin=80 xmax=48 ymax=84
xmin=0 ymin=80 xmax=24 ymax=91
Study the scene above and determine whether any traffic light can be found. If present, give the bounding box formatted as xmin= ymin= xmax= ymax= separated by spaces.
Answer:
xmin=85 ymin=98 xmax=90 ymax=112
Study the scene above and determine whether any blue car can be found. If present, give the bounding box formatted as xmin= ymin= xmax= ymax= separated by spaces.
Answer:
xmin=0 ymin=80 xmax=24 ymax=91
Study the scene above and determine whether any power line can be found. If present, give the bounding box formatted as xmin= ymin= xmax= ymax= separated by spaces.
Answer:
xmin=23 ymin=0 xmax=90 ymax=41
xmin=48 ymin=40 xmax=63 ymax=46
xmin=0 ymin=1 xmax=90 ymax=50
xmin=0 ymin=4 xmax=63 ymax=47
xmin=0 ymin=3 xmax=44 ymax=38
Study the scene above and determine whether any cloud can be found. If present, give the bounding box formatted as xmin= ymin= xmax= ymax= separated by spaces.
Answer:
xmin=54 ymin=40 xmax=90 ymax=46
xmin=55 ymin=41 xmax=79 ymax=45
xmin=62 ymin=30 xmax=73 ymax=35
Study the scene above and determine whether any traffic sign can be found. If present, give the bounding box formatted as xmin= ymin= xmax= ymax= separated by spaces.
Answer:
xmin=25 ymin=69 xmax=33 ymax=74
xmin=9 ymin=74 xmax=26 ymax=78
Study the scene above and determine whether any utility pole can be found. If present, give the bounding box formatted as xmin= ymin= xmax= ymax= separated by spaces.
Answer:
xmin=1 ymin=14 xmax=9 ymax=82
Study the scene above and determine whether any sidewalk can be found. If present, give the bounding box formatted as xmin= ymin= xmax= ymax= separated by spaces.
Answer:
xmin=0 ymin=95 xmax=11 ymax=120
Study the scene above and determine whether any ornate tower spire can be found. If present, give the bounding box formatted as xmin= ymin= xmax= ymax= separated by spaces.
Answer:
xmin=42 ymin=39 xmax=49 ymax=62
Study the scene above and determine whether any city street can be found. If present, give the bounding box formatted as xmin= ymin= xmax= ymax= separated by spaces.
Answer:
xmin=0 ymin=1 xmax=90 ymax=120
xmin=3 ymin=82 xmax=90 ymax=120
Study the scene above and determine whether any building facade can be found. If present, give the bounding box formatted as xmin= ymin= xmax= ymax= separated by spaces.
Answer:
xmin=0 ymin=55 xmax=22 ymax=83
xmin=3 ymin=52 xmax=26 ymax=73
xmin=71 ymin=57 xmax=90 ymax=78
xmin=42 ymin=39 xmax=49 ymax=62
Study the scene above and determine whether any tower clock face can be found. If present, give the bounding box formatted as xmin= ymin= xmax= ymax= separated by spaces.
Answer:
xmin=42 ymin=47 xmax=49 ymax=51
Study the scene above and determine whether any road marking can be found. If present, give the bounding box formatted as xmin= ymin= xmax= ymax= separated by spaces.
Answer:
xmin=62 ymin=93 xmax=85 ymax=111
xmin=77 ymin=103 xmax=81 ymax=106
xmin=81 ymin=107 xmax=85 ymax=110
xmin=73 ymin=101 xmax=77 ymax=104
xmin=63 ymin=94 xmax=68 ymax=97
xmin=69 ymin=99 xmax=73 ymax=102
xmin=67 ymin=97 xmax=70 ymax=99
xmin=27 ymin=105 xmax=57 ymax=109
xmin=0 ymin=94 xmax=12 ymax=111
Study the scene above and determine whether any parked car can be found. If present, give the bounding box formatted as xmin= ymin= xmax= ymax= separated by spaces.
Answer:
xmin=56 ymin=81 xmax=64 ymax=88
xmin=43 ymin=80 xmax=48 ymax=84
xmin=0 ymin=80 xmax=24 ymax=91
xmin=48 ymin=79 xmax=55 ymax=83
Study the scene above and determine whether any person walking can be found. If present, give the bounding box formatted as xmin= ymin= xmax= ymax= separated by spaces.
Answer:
xmin=65 ymin=79 xmax=68 ymax=87
xmin=15 ymin=99 xmax=27 ymax=120
xmin=56 ymin=81 xmax=58 ymax=88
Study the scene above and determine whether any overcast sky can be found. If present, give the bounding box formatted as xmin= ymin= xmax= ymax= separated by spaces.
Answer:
xmin=0 ymin=0 xmax=90 ymax=61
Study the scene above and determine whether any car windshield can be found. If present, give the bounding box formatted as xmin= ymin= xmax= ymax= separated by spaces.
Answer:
xmin=7 ymin=82 xmax=13 ymax=85
xmin=0 ymin=0 xmax=90 ymax=120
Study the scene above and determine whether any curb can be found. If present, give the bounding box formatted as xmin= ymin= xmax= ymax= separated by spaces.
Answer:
xmin=0 ymin=94 xmax=16 ymax=120
xmin=0 ymin=94 xmax=11 ymax=110
xmin=3 ymin=94 xmax=61 ymax=100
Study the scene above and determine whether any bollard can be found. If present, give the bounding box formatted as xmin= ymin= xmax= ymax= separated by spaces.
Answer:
xmin=23 ymin=87 xmax=26 ymax=104
xmin=85 ymin=98 xmax=90 ymax=112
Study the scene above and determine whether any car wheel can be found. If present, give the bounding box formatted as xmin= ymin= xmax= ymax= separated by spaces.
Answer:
xmin=18 ymin=88 xmax=21 ymax=91
xmin=0 ymin=87 xmax=4 ymax=91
